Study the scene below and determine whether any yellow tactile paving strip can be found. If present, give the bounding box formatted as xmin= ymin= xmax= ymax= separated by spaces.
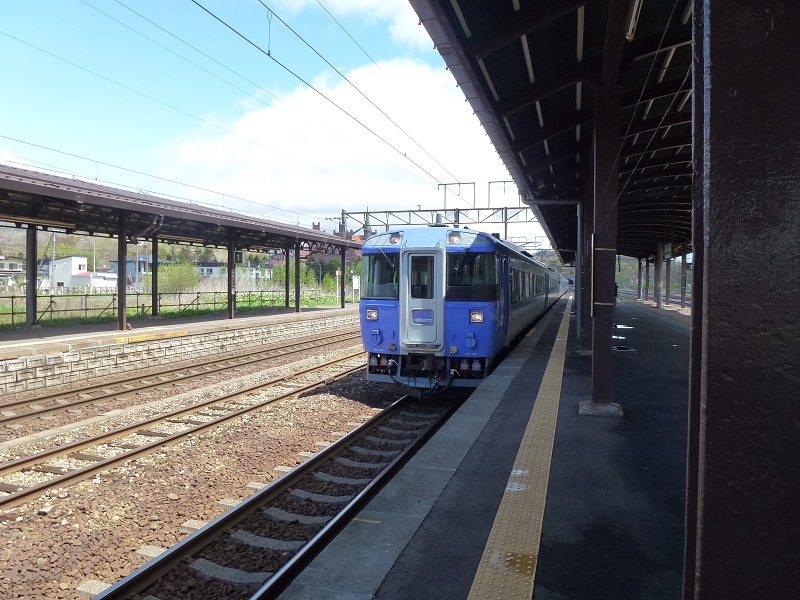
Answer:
xmin=468 ymin=297 xmax=572 ymax=599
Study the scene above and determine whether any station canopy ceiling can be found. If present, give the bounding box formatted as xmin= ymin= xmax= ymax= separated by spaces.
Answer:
xmin=0 ymin=165 xmax=359 ymax=254
xmin=410 ymin=0 xmax=693 ymax=264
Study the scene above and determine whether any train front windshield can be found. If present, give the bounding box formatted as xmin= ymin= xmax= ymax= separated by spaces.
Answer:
xmin=446 ymin=252 xmax=499 ymax=301
xmin=362 ymin=253 xmax=399 ymax=299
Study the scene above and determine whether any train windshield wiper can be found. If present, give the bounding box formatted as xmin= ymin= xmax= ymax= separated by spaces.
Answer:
xmin=379 ymin=246 xmax=395 ymax=269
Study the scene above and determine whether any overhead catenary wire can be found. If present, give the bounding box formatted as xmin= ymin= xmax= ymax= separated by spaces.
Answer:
xmin=79 ymin=0 xmax=278 ymax=111
xmin=104 ymin=0 xmax=437 ymax=190
xmin=189 ymin=0 xmax=462 ymax=193
xmin=0 ymin=11 xmax=450 ymax=226
xmin=256 ymin=0 xmax=463 ymax=184
xmin=315 ymin=0 xmax=383 ymax=72
xmin=97 ymin=0 xmax=437 ymax=189
xmin=0 ymin=135 xmax=330 ymax=224
xmin=0 ymin=30 xmax=354 ymax=187
xmin=112 ymin=0 xmax=283 ymax=105
xmin=2 ymin=3 xmax=483 ymax=217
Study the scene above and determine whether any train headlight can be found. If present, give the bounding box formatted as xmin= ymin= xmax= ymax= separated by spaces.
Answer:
xmin=470 ymin=310 xmax=484 ymax=323
xmin=366 ymin=309 xmax=379 ymax=320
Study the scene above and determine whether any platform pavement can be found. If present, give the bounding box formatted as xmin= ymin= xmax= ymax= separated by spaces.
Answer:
xmin=278 ymin=297 xmax=689 ymax=600
xmin=0 ymin=305 xmax=356 ymax=360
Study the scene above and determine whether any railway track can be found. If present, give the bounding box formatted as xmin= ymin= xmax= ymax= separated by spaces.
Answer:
xmin=0 ymin=351 xmax=367 ymax=510
xmin=93 ymin=395 xmax=457 ymax=600
xmin=0 ymin=331 xmax=360 ymax=437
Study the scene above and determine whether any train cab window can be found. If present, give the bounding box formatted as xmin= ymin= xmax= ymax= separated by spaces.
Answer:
xmin=410 ymin=256 xmax=433 ymax=299
xmin=362 ymin=253 xmax=398 ymax=299
xmin=446 ymin=252 xmax=498 ymax=301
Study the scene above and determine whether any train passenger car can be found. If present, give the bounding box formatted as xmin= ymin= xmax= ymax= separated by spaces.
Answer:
xmin=359 ymin=225 xmax=568 ymax=394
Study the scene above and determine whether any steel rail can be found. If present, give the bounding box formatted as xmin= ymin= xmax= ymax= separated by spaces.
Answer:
xmin=0 ymin=331 xmax=360 ymax=423
xmin=94 ymin=395 xmax=456 ymax=600
xmin=0 ymin=352 xmax=366 ymax=510
xmin=0 ymin=336 xmax=355 ymax=426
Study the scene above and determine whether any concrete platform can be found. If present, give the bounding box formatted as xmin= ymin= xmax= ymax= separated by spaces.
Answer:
xmin=0 ymin=305 xmax=357 ymax=360
xmin=279 ymin=297 xmax=689 ymax=599
xmin=0 ymin=307 xmax=359 ymax=396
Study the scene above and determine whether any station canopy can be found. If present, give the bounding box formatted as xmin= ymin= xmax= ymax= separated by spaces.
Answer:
xmin=410 ymin=0 xmax=692 ymax=264
xmin=0 ymin=164 xmax=359 ymax=254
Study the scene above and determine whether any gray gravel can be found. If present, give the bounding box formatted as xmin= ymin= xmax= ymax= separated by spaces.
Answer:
xmin=0 ymin=343 xmax=400 ymax=600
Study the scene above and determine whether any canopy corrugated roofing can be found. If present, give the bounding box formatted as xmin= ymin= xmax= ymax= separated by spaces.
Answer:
xmin=409 ymin=0 xmax=693 ymax=263
xmin=0 ymin=164 xmax=359 ymax=253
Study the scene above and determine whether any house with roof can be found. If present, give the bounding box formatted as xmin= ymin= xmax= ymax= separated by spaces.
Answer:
xmin=51 ymin=256 xmax=117 ymax=290
xmin=0 ymin=256 xmax=25 ymax=286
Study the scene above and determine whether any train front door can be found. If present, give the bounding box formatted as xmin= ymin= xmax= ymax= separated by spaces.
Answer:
xmin=399 ymin=250 xmax=444 ymax=348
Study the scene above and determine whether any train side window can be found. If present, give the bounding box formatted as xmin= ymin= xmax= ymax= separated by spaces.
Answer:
xmin=446 ymin=252 xmax=498 ymax=301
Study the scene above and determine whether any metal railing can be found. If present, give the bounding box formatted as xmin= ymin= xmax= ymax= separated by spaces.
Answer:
xmin=0 ymin=288 xmax=347 ymax=329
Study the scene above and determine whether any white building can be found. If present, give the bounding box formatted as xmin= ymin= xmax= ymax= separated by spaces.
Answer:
xmin=197 ymin=261 xmax=225 ymax=278
xmin=51 ymin=256 xmax=117 ymax=290
xmin=0 ymin=256 xmax=24 ymax=286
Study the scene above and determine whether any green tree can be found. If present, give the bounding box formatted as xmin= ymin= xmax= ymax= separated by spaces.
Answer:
xmin=158 ymin=261 xmax=200 ymax=293
xmin=165 ymin=245 xmax=195 ymax=263
xmin=271 ymin=259 xmax=292 ymax=288
xmin=196 ymin=247 xmax=216 ymax=263
xmin=322 ymin=273 xmax=336 ymax=293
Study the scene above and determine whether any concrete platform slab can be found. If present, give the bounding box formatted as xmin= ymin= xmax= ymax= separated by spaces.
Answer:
xmin=277 ymin=298 xmax=688 ymax=600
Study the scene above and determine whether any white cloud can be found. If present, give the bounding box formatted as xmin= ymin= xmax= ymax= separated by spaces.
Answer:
xmin=270 ymin=0 xmax=432 ymax=50
xmin=157 ymin=58 xmax=517 ymax=229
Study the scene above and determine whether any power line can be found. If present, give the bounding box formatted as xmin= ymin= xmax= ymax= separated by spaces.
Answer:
xmin=257 ymin=0 xmax=462 ymax=184
xmin=0 ymin=29 xmax=353 ymax=186
xmin=111 ymin=0 xmax=283 ymax=105
xmin=315 ymin=0 xmax=383 ymax=72
xmin=190 ymin=0 xmax=449 ymax=187
xmin=0 ymin=135 xmax=331 ymax=223
xmin=108 ymin=0 xmax=439 ymax=189
xmin=79 ymin=0 xmax=277 ymax=111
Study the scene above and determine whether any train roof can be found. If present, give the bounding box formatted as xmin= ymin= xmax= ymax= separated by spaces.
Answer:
xmin=362 ymin=225 xmax=552 ymax=269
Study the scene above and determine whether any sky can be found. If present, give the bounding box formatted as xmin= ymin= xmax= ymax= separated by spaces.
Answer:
xmin=0 ymin=0 xmax=548 ymax=247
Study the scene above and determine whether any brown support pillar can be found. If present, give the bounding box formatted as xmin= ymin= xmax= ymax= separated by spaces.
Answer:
xmin=284 ymin=247 xmax=290 ymax=308
xmin=227 ymin=229 xmax=236 ymax=320
xmin=579 ymin=165 xmax=594 ymax=351
xmin=686 ymin=2 xmax=800 ymax=597
xmin=636 ymin=258 xmax=642 ymax=300
xmin=644 ymin=259 xmax=650 ymax=302
xmin=25 ymin=225 xmax=39 ymax=328
xmin=680 ymin=252 xmax=687 ymax=309
xmin=340 ymin=246 xmax=346 ymax=308
xmin=684 ymin=3 xmax=705 ymax=592
xmin=294 ymin=240 xmax=301 ymax=313
xmin=151 ymin=238 xmax=159 ymax=318
xmin=665 ymin=256 xmax=672 ymax=305
xmin=574 ymin=201 xmax=583 ymax=347
xmin=582 ymin=79 xmax=623 ymax=416
xmin=117 ymin=214 xmax=127 ymax=331
xmin=655 ymin=243 xmax=664 ymax=309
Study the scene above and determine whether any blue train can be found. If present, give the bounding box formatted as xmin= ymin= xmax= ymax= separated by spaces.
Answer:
xmin=359 ymin=225 xmax=569 ymax=395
